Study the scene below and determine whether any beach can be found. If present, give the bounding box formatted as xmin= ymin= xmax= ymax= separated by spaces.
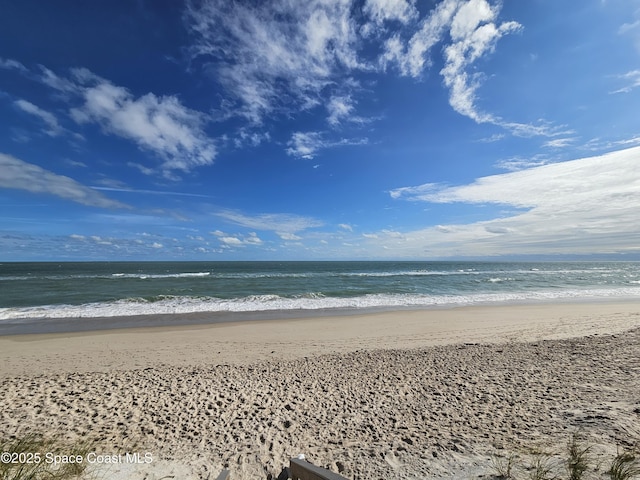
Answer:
xmin=1 ymin=302 xmax=640 ymax=479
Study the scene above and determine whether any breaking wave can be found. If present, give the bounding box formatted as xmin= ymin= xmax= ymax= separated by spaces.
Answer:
xmin=1 ymin=287 xmax=639 ymax=320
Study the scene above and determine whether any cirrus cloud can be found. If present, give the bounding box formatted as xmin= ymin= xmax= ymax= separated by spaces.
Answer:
xmin=185 ymin=0 xmax=557 ymax=139
xmin=215 ymin=209 xmax=324 ymax=234
xmin=14 ymin=100 xmax=64 ymax=137
xmin=0 ymin=153 xmax=129 ymax=209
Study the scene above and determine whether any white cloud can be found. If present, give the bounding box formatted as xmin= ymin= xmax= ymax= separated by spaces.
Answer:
xmin=381 ymin=229 xmax=405 ymax=238
xmin=185 ymin=0 xmax=362 ymax=123
xmin=379 ymin=0 xmax=569 ymax=138
xmin=610 ymin=69 xmax=640 ymax=94
xmin=5 ymin=0 xmax=569 ymax=172
xmin=90 ymin=236 xmax=112 ymax=245
xmin=14 ymin=99 xmax=63 ymax=136
xmin=278 ymin=232 xmax=302 ymax=241
xmin=216 ymin=209 xmax=324 ymax=233
xmin=449 ymin=0 xmax=494 ymax=40
xmin=494 ymin=155 xmax=551 ymax=172
xmin=0 ymin=57 xmax=28 ymax=73
xmin=0 ymin=153 xmax=129 ymax=209
xmin=389 ymin=182 xmax=440 ymax=199
xmin=36 ymin=66 xmax=80 ymax=95
xmin=64 ymin=232 xmax=202 ymax=256
xmin=583 ymin=135 xmax=640 ymax=152
xmin=327 ymin=95 xmax=355 ymax=126
xmin=338 ymin=223 xmax=354 ymax=231
xmin=287 ymin=131 xmax=368 ymax=158
xmin=618 ymin=6 xmax=640 ymax=55
xmin=380 ymin=0 xmax=459 ymax=76
xmin=246 ymin=232 xmax=263 ymax=244
xmin=498 ymin=121 xmax=573 ymax=138
xmin=363 ymin=0 xmax=418 ymax=25
xmin=219 ymin=236 xmax=244 ymax=246
xmin=217 ymin=232 xmax=263 ymax=247
xmin=619 ymin=19 xmax=640 ymax=35
xmin=326 ymin=93 xmax=374 ymax=126
xmin=5 ymin=62 xmax=216 ymax=175
xmin=70 ymin=76 xmax=215 ymax=174
xmin=185 ymin=0 xmax=538 ymax=137
xmin=384 ymin=146 xmax=640 ymax=256
xmin=478 ymin=133 xmax=505 ymax=143
xmin=391 ymin=148 xmax=638 ymax=208
xmin=92 ymin=186 xmax=211 ymax=199
xmin=440 ymin=4 xmax=522 ymax=124
xmin=543 ymin=137 xmax=577 ymax=149
xmin=287 ymin=132 xmax=324 ymax=159
xmin=127 ymin=162 xmax=156 ymax=177
xmin=66 ymin=158 xmax=89 ymax=168
xmin=233 ymin=129 xmax=271 ymax=148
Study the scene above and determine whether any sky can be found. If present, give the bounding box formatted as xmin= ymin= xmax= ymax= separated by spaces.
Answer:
xmin=1 ymin=0 xmax=639 ymax=261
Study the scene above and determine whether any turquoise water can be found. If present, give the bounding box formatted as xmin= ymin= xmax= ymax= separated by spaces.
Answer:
xmin=1 ymin=261 xmax=639 ymax=321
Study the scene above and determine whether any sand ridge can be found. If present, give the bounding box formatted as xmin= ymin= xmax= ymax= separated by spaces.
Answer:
xmin=1 ymin=324 xmax=640 ymax=479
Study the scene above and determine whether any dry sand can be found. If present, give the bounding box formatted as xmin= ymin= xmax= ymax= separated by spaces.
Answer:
xmin=1 ymin=301 xmax=639 ymax=479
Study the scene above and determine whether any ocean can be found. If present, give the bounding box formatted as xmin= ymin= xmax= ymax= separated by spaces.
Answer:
xmin=1 ymin=261 xmax=639 ymax=325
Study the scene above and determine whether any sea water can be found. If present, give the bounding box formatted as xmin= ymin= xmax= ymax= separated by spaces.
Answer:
xmin=1 ymin=261 xmax=639 ymax=321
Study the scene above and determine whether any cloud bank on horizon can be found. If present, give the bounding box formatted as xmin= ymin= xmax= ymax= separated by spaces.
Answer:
xmin=385 ymin=146 xmax=640 ymax=257
xmin=0 ymin=0 xmax=639 ymax=260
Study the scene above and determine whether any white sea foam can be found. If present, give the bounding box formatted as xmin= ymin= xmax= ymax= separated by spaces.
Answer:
xmin=342 ymin=270 xmax=480 ymax=277
xmin=1 ymin=287 xmax=639 ymax=320
xmin=1 ymin=272 xmax=213 ymax=281
xmin=3 ymin=267 xmax=633 ymax=282
xmin=111 ymin=272 xmax=211 ymax=279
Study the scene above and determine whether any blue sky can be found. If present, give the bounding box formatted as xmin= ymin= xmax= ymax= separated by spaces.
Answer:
xmin=1 ymin=0 xmax=639 ymax=260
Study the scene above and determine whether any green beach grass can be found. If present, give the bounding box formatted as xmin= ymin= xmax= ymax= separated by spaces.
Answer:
xmin=0 ymin=435 xmax=94 ymax=480
xmin=491 ymin=435 xmax=640 ymax=480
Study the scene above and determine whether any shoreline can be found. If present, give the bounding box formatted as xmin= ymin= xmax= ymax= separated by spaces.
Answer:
xmin=2 ymin=294 xmax=639 ymax=336
xmin=1 ymin=306 xmax=639 ymax=479
xmin=1 ymin=300 xmax=639 ymax=377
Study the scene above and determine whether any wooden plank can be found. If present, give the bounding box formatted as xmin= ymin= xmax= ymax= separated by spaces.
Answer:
xmin=289 ymin=458 xmax=349 ymax=480
xmin=215 ymin=468 xmax=230 ymax=480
